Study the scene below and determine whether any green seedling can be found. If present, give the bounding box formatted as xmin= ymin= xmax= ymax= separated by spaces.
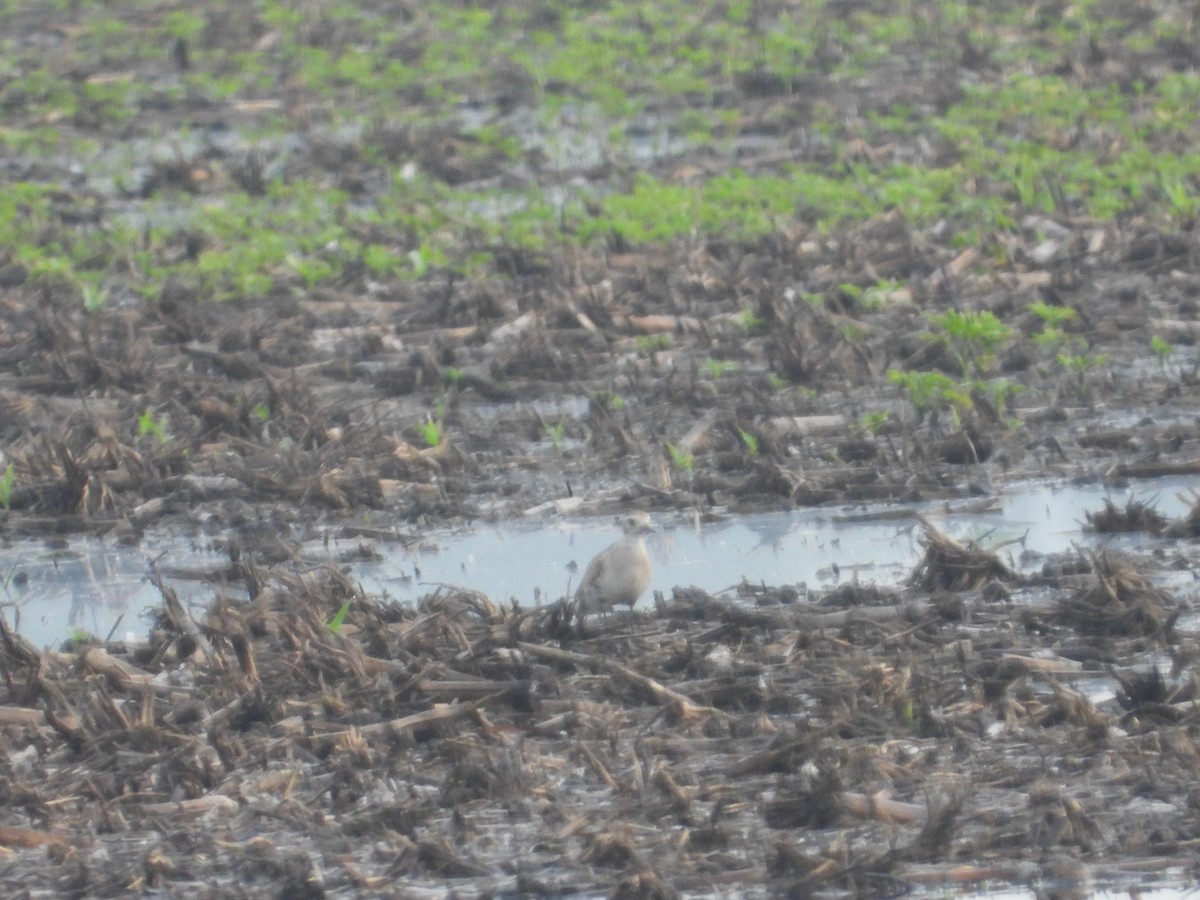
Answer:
xmin=545 ymin=417 xmax=566 ymax=448
xmin=1033 ymin=325 xmax=1067 ymax=348
xmin=419 ymin=416 xmax=443 ymax=447
xmin=862 ymin=279 xmax=907 ymax=310
xmin=838 ymin=320 xmax=870 ymax=343
xmin=137 ymin=408 xmax=169 ymax=444
xmin=859 ymin=410 xmax=891 ymax=436
xmin=251 ymin=403 xmax=270 ymax=422
xmin=1151 ymin=335 xmax=1173 ymax=372
xmin=1028 ymin=300 xmax=1078 ymax=329
xmin=897 ymin=698 xmax=915 ymax=729
xmin=930 ymin=309 xmax=1011 ymax=376
xmin=328 ymin=601 xmax=351 ymax=633
xmin=81 ymin=283 xmax=108 ymax=312
xmin=635 ymin=334 xmax=672 ymax=353
xmin=970 ymin=377 xmax=1025 ymax=415
xmin=362 ymin=243 xmax=397 ymax=275
xmin=666 ymin=442 xmax=694 ymax=477
xmin=0 ymin=464 xmax=13 ymax=509
xmin=163 ymin=9 xmax=205 ymax=41
xmin=702 ymin=358 xmax=737 ymax=378
xmin=1058 ymin=351 xmax=1109 ymax=384
xmin=1029 ymin=301 xmax=1078 ymax=349
xmin=735 ymin=307 xmax=765 ymax=331
xmin=887 ymin=369 xmax=971 ymax=415
xmin=445 ymin=367 xmax=467 ymax=386
xmin=596 ymin=391 xmax=626 ymax=411
xmin=737 ymin=427 xmax=758 ymax=456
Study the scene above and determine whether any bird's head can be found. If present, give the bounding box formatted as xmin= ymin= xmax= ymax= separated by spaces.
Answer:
xmin=621 ymin=512 xmax=655 ymax=536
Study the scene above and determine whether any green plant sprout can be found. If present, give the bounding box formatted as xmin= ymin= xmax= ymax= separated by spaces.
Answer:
xmin=251 ymin=403 xmax=270 ymax=422
xmin=1028 ymin=300 xmax=1078 ymax=328
xmin=887 ymin=369 xmax=972 ymax=416
xmin=838 ymin=282 xmax=863 ymax=302
xmin=859 ymin=410 xmax=891 ymax=436
xmin=328 ymin=600 xmax=351 ymax=633
xmin=702 ymin=358 xmax=737 ymax=378
xmin=0 ymin=464 xmax=14 ymax=509
xmin=419 ymin=416 xmax=443 ymax=447
xmin=666 ymin=442 xmax=694 ymax=476
xmin=81 ymin=283 xmax=108 ymax=312
xmin=930 ymin=309 xmax=1011 ymax=376
xmin=863 ymin=279 xmax=907 ymax=310
xmin=1033 ymin=325 xmax=1068 ymax=348
xmin=735 ymin=307 xmax=765 ymax=331
xmin=838 ymin=320 xmax=871 ymax=343
xmin=596 ymin=391 xmax=626 ymax=411
xmin=1151 ymin=335 xmax=1173 ymax=372
xmin=971 ymin=376 xmax=1025 ymax=414
xmin=545 ymin=417 xmax=566 ymax=448
xmin=635 ymin=334 xmax=672 ymax=353
xmin=897 ymin=697 xmax=915 ymax=729
xmin=1058 ymin=351 xmax=1109 ymax=385
xmin=137 ymin=408 xmax=169 ymax=444
xmin=737 ymin=427 xmax=758 ymax=456
xmin=1028 ymin=301 xmax=1078 ymax=348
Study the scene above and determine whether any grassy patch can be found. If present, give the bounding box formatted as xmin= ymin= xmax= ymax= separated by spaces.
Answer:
xmin=0 ymin=0 xmax=1194 ymax=415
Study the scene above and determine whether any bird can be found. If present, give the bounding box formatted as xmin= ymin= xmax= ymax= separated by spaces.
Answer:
xmin=573 ymin=512 xmax=654 ymax=621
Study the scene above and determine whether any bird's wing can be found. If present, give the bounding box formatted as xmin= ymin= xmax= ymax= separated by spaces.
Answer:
xmin=575 ymin=552 xmax=607 ymax=601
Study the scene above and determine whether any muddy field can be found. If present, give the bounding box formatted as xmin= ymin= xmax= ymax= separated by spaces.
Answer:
xmin=3 ymin=0 xmax=1200 ymax=896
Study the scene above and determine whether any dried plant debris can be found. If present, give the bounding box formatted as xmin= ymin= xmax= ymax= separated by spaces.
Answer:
xmin=1085 ymin=496 xmax=1168 ymax=535
xmin=0 ymin=552 xmax=1194 ymax=895
xmin=909 ymin=518 xmax=1019 ymax=592
xmin=1056 ymin=551 xmax=1179 ymax=638
xmin=1165 ymin=491 xmax=1200 ymax=538
xmin=819 ymin=582 xmax=903 ymax=608
xmin=1112 ymin=665 xmax=1169 ymax=711
xmin=1038 ymin=554 xmax=1094 ymax=582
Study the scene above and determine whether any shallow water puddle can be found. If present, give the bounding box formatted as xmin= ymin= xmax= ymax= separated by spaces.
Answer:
xmin=2 ymin=475 xmax=1198 ymax=650
xmin=357 ymin=475 xmax=1200 ymax=607
xmin=0 ymin=532 xmax=223 ymax=650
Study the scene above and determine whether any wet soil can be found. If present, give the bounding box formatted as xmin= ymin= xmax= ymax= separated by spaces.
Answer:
xmin=3 ymin=0 xmax=1200 ymax=896
xmin=6 ymin=204 xmax=1200 ymax=543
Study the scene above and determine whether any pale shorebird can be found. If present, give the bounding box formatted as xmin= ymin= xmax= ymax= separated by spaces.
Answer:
xmin=573 ymin=512 xmax=654 ymax=621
